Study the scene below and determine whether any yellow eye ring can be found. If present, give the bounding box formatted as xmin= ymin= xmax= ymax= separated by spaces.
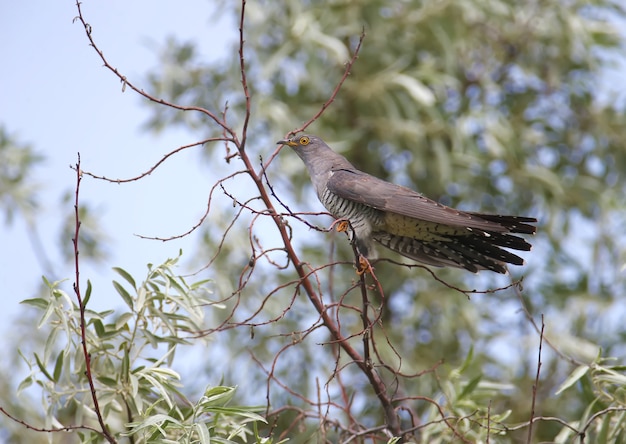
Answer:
xmin=299 ymin=136 xmax=310 ymax=146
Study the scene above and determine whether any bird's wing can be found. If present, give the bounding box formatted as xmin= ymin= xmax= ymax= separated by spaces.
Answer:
xmin=326 ymin=168 xmax=510 ymax=233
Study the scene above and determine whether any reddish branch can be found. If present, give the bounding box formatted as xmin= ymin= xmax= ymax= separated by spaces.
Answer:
xmin=72 ymin=0 xmax=402 ymax=438
xmin=293 ymin=28 xmax=365 ymax=136
xmin=232 ymin=14 xmax=406 ymax=438
xmin=515 ymin=284 xmax=582 ymax=366
xmin=80 ymin=137 xmax=231 ymax=183
xmin=69 ymin=0 xmax=473 ymax=441
xmin=259 ymin=30 xmax=366 ymax=176
xmin=73 ymin=1 xmax=236 ymax=142
xmin=0 ymin=406 xmax=102 ymax=436
xmin=48 ymin=2 xmax=618 ymax=442
xmin=526 ymin=315 xmax=544 ymax=443
xmin=71 ymin=155 xmax=117 ymax=443
xmin=237 ymin=0 xmax=252 ymax=152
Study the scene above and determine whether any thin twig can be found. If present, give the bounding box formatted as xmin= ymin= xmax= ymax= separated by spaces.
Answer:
xmin=526 ymin=314 xmax=544 ymax=443
xmin=230 ymin=22 xmax=407 ymax=437
xmin=237 ymin=0 xmax=251 ymax=152
xmin=294 ymin=29 xmax=367 ymax=135
xmin=73 ymin=1 xmax=235 ymax=140
xmin=76 ymin=137 xmax=231 ymax=183
xmin=514 ymin=283 xmax=582 ymax=366
xmin=265 ymin=29 xmax=367 ymax=174
xmin=71 ymin=154 xmax=117 ymax=443
xmin=70 ymin=1 xmax=463 ymax=441
xmin=0 ymin=406 xmax=102 ymax=436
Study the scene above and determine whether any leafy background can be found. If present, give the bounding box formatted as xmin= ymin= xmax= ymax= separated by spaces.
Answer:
xmin=2 ymin=0 xmax=626 ymax=442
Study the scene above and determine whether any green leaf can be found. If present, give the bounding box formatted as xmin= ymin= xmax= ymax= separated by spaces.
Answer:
xmin=34 ymin=353 xmax=54 ymax=382
xmin=92 ymin=318 xmax=105 ymax=337
xmin=166 ymin=274 xmax=187 ymax=295
xmin=20 ymin=297 xmax=49 ymax=309
xmin=193 ymin=422 xmax=212 ymax=444
xmin=113 ymin=266 xmax=137 ymax=289
xmin=203 ymin=386 xmax=236 ymax=405
xmin=115 ymin=312 xmax=134 ymax=331
xmin=17 ymin=376 xmax=34 ymax=396
xmin=53 ymin=350 xmax=64 ymax=382
xmin=125 ymin=413 xmax=182 ymax=434
xmin=83 ymin=279 xmax=92 ymax=306
xmin=203 ymin=406 xmax=266 ymax=423
xmin=119 ymin=350 xmax=130 ymax=386
xmin=458 ymin=374 xmax=482 ymax=400
xmin=113 ymin=280 xmax=134 ymax=309
xmin=129 ymin=373 xmax=140 ymax=399
xmin=97 ymin=375 xmax=119 ymax=387
xmin=189 ymin=279 xmax=213 ymax=290
xmin=37 ymin=296 xmax=56 ymax=329
xmin=555 ymin=365 xmax=589 ymax=395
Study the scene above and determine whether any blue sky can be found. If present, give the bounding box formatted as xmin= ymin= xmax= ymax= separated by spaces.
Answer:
xmin=1 ymin=1 xmax=234 ymax=330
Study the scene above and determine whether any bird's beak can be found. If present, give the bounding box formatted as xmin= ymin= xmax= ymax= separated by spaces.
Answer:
xmin=277 ymin=139 xmax=297 ymax=147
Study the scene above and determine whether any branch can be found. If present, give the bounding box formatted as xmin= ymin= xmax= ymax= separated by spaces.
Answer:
xmin=514 ymin=284 xmax=582 ymax=366
xmin=526 ymin=314 xmax=544 ymax=443
xmin=293 ymin=29 xmax=366 ymax=135
xmin=0 ymin=406 xmax=102 ymax=437
xmin=227 ymin=10 xmax=406 ymax=436
xmin=261 ymin=29 xmax=366 ymax=175
xmin=73 ymin=1 xmax=236 ymax=141
xmin=237 ymin=0 xmax=251 ymax=152
xmin=76 ymin=137 xmax=232 ymax=183
xmin=70 ymin=1 xmax=435 ymax=440
xmin=71 ymin=154 xmax=117 ymax=443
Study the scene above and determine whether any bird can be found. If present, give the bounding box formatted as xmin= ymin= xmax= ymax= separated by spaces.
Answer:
xmin=277 ymin=134 xmax=537 ymax=274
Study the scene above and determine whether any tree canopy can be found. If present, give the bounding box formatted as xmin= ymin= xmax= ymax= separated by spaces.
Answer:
xmin=2 ymin=0 xmax=626 ymax=443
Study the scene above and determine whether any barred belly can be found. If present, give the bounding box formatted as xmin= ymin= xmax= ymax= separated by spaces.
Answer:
xmin=320 ymin=187 xmax=383 ymax=257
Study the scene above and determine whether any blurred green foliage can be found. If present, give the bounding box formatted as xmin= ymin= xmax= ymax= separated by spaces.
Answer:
xmin=3 ymin=0 xmax=626 ymax=442
xmin=137 ymin=0 xmax=626 ymax=441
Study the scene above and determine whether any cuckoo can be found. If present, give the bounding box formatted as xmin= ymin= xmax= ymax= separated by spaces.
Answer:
xmin=278 ymin=134 xmax=537 ymax=274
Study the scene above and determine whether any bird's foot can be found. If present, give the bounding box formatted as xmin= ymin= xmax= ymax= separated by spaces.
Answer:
xmin=356 ymin=255 xmax=373 ymax=276
xmin=335 ymin=220 xmax=350 ymax=233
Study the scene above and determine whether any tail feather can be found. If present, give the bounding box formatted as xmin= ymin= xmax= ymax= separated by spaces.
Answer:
xmin=373 ymin=228 xmax=531 ymax=274
xmin=429 ymin=238 xmax=509 ymax=273
xmin=374 ymin=232 xmax=485 ymax=271
xmin=446 ymin=236 xmax=525 ymax=266
xmin=475 ymin=232 xmax=532 ymax=251
xmin=469 ymin=214 xmax=537 ymax=235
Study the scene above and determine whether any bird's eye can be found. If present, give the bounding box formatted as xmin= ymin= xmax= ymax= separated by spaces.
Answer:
xmin=299 ymin=136 xmax=310 ymax=146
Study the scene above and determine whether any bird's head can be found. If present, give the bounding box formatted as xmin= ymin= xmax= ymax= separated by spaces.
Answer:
xmin=278 ymin=134 xmax=317 ymax=151
xmin=277 ymin=134 xmax=331 ymax=163
xmin=277 ymin=134 xmax=352 ymax=179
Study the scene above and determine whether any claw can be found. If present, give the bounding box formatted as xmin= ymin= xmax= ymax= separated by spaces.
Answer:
xmin=356 ymin=256 xmax=373 ymax=275
xmin=336 ymin=220 xmax=350 ymax=233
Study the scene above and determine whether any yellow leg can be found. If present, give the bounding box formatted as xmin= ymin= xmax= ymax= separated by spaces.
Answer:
xmin=356 ymin=255 xmax=373 ymax=275
xmin=336 ymin=220 xmax=350 ymax=233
